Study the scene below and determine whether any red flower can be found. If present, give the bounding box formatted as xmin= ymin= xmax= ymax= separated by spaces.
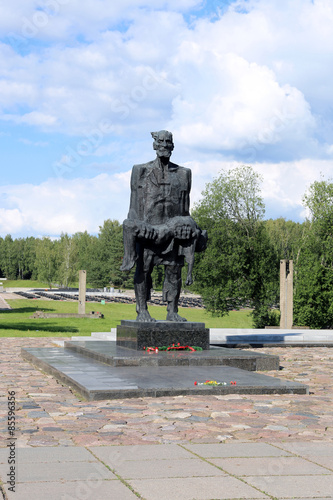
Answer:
xmin=194 ymin=381 xmax=197 ymax=385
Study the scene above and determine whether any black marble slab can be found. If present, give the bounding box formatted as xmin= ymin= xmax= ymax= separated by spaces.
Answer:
xmin=116 ymin=320 xmax=209 ymax=350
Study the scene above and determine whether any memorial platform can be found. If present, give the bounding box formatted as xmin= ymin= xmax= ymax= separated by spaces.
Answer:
xmin=21 ymin=339 xmax=308 ymax=400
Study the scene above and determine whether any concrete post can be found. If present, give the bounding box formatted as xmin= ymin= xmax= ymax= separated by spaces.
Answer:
xmin=280 ymin=259 xmax=293 ymax=329
xmin=78 ymin=270 xmax=86 ymax=315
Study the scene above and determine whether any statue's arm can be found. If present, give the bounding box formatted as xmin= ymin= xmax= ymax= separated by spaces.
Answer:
xmin=184 ymin=167 xmax=192 ymax=215
xmin=125 ymin=164 xmax=157 ymax=241
xmin=127 ymin=165 xmax=141 ymax=221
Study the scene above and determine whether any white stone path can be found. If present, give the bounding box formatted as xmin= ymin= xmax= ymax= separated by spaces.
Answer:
xmin=65 ymin=327 xmax=333 ymax=347
xmin=0 ymin=293 xmax=11 ymax=309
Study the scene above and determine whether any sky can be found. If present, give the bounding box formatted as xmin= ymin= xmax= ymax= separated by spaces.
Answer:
xmin=0 ymin=0 xmax=333 ymax=238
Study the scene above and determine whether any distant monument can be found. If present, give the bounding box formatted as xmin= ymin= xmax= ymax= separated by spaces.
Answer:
xmin=78 ymin=270 xmax=86 ymax=315
xmin=280 ymin=259 xmax=293 ymax=329
xmin=120 ymin=130 xmax=207 ymax=323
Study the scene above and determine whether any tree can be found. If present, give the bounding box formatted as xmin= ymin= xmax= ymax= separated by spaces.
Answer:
xmin=1 ymin=235 xmax=18 ymax=279
xmin=192 ymin=165 xmax=279 ymax=327
xmin=72 ymin=231 xmax=97 ymax=274
xmin=89 ymin=220 xmax=129 ymax=288
xmin=22 ymin=237 xmax=38 ymax=279
xmin=294 ymin=178 xmax=333 ymax=328
xmin=35 ymin=237 xmax=58 ymax=287
xmin=57 ymin=233 xmax=79 ymax=287
xmin=264 ymin=218 xmax=306 ymax=261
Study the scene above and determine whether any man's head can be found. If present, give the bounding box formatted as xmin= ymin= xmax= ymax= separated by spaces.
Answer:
xmin=151 ymin=130 xmax=174 ymax=159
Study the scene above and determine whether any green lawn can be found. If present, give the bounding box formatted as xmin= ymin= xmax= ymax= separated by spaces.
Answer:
xmin=1 ymin=279 xmax=52 ymax=289
xmin=0 ymin=299 xmax=254 ymax=337
xmin=1 ymin=279 xmax=96 ymax=289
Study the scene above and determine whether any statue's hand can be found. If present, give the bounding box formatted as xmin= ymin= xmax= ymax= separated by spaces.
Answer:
xmin=174 ymin=223 xmax=195 ymax=240
xmin=185 ymin=274 xmax=193 ymax=286
xmin=137 ymin=223 xmax=158 ymax=241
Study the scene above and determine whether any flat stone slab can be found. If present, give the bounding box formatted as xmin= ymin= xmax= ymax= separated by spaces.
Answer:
xmin=21 ymin=346 xmax=308 ymax=400
xmin=116 ymin=320 xmax=210 ymax=350
xmin=211 ymin=328 xmax=333 ymax=346
xmin=63 ymin=340 xmax=279 ymax=371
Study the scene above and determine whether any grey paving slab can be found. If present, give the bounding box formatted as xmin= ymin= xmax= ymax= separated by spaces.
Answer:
xmin=210 ymin=456 xmax=332 ymax=476
xmin=0 ymin=460 xmax=115 ymax=482
xmin=110 ymin=457 xmax=226 ymax=479
xmin=244 ymin=474 xmax=333 ymax=498
xmin=307 ymin=456 xmax=333 ymax=469
xmin=183 ymin=442 xmax=292 ymax=458
xmin=0 ymin=445 xmax=97 ymax=463
xmin=89 ymin=444 xmax=194 ymax=464
xmin=277 ymin=441 xmax=333 ymax=456
xmin=3 ymin=479 xmax=137 ymax=500
xmin=21 ymin=347 xmax=308 ymax=400
xmin=128 ymin=476 xmax=268 ymax=499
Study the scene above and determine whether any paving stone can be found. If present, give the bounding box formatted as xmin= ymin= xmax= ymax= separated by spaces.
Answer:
xmin=305 ymin=456 xmax=333 ymax=469
xmin=245 ymin=475 xmax=333 ymax=498
xmin=3 ymin=479 xmax=137 ymax=500
xmin=0 ymin=446 xmax=97 ymax=463
xmin=128 ymin=476 xmax=267 ymax=500
xmin=183 ymin=442 xmax=292 ymax=458
xmin=27 ymin=411 xmax=49 ymax=418
xmin=113 ymin=457 xmax=227 ymax=479
xmin=89 ymin=444 xmax=194 ymax=464
xmin=209 ymin=456 xmax=333 ymax=476
xmin=42 ymin=427 xmax=65 ymax=431
xmin=277 ymin=441 xmax=333 ymax=456
xmin=0 ymin=460 xmax=115 ymax=483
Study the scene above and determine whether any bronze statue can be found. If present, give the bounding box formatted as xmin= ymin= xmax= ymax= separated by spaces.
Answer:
xmin=121 ymin=130 xmax=207 ymax=322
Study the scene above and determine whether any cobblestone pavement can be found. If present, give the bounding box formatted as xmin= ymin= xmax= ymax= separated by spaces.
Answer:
xmin=1 ymin=338 xmax=332 ymax=448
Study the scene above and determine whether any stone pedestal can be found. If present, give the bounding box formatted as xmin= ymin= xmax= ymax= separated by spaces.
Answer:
xmin=78 ymin=270 xmax=86 ymax=315
xmin=116 ymin=320 xmax=210 ymax=350
xmin=280 ymin=259 xmax=293 ymax=329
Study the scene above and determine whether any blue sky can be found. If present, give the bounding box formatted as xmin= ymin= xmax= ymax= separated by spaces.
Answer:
xmin=0 ymin=0 xmax=333 ymax=238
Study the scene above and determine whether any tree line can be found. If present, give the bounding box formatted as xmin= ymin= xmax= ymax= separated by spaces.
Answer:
xmin=0 ymin=220 xmax=130 ymax=289
xmin=1 ymin=165 xmax=332 ymax=328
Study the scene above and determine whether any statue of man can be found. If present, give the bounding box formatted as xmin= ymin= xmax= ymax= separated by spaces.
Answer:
xmin=121 ymin=130 xmax=207 ymax=322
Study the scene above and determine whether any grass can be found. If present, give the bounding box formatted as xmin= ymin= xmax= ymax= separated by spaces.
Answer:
xmin=1 ymin=279 xmax=96 ymax=289
xmin=1 ymin=279 xmax=52 ymax=289
xmin=0 ymin=299 xmax=254 ymax=337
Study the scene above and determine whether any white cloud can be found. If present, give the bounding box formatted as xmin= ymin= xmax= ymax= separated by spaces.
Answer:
xmin=5 ymin=111 xmax=58 ymax=126
xmin=0 ymin=0 xmax=329 ymax=159
xmin=0 ymin=0 xmax=201 ymax=40
xmin=0 ymin=208 xmax=25 ymax=234
xmin=168 ymin=51 xmax=315 ymax=152
xmin=19 ymin=138 xmax=49 ymax=146
xmin=0 ymin=173 xmax=131 ymax=237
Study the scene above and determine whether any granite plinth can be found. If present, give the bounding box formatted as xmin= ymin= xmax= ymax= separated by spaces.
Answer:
xmin=63 ymin=341 xmax=279 ymax=371
xmin=21 ymin=346 xmax=308 ymax=400
xmin=116 ymin=320 xmax=209 ymax=350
